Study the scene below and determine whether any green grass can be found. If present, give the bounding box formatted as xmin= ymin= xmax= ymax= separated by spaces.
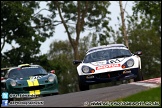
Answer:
xmin=114 ymin=86 xmax=161 ymax=107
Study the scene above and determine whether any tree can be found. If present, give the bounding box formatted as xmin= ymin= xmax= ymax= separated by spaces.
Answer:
xmin=119 ymin=1 xmax=129 ymax=48
xmin=132 ymin=1 xmax=161 ymax=34
xmin=47 ymin=1 xmax=111 ymax=60
xmin=47 ymin=35 xmax=97 ymax=93
xmin=47 ymin=40 xmax=76 ymax=93
xmin=1 ymin=1 xmax=55 ymax=67
xmin=120 ymin=1 xmax=161 ymax=79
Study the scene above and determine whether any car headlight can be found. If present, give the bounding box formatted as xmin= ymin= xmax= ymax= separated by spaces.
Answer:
xmin=82 ymin=66 xmax=90 ymax=73
xmin=127 ymin=59 xmax=134 ymax=67
xmin=48 ymin=76 xmax=54 ymax=82
xmin=10 ymin=80 xmax=16 ymax=86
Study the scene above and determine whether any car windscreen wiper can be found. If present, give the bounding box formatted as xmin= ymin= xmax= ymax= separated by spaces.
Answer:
xmin=111 ymin=55 xmax=131 ymax=59
xmin=32 ymin=73 xmax=48 ymax=76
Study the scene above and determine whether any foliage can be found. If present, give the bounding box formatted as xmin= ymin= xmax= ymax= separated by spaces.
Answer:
xmin=1 ymin=1 xmax=161 ymax=94
xmin=1 ymin=1 xmax=55 ymax=67
xmin=47 ymin=1 xmax=112 ymax=60
xmin=47 ymin=40 xmax=77 ymax=93
xmin=130 ymin=1 xmax=161 ymax=79
xmin=132 ymin=1 xmax=161 ymax=34
xmin=128 ymin=29 xmax=161 ymax=79
xmin=47 ymin=35 xmax=96 ymax=93
xmin=115 ymin=1 xmax=161 ymax=79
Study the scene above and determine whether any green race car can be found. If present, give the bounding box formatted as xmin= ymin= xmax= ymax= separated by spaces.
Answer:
xmin=1 ymin=64 xmax=59 ymax=100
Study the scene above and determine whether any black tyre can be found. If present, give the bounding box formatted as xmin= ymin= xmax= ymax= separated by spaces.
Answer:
xmin=79 ymin=82 xmax=89 ymax=91
xmin=134 ymin=68 xmax=143 ymax=81
xmin=51 ymin=92 xmax=59 ymax=95
xmin=78 ymin=76 xmax=89 ymax=91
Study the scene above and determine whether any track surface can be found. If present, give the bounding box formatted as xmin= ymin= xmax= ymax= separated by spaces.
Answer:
xmin=3 ymin=77 xmax=161 ymax=107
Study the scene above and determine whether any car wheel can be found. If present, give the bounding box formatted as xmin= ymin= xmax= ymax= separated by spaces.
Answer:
xmin=78 ymin=76 xmax=89 ymax=91
xmin=129 ymin=79 xmax=134 ymax=83
xmin=51 ymin=92 xmax=59 ymax=95
xmin=79 ymin=83 xmax=89 ymax=91
xmin=134 ymin=68 xmax=143 ymax=81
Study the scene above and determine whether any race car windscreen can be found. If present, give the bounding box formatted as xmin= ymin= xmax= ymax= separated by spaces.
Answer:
xmin=8 ymin=67 xmax=48 ymax=80
xmin=83 ymin=48 xmax=132 ymax=63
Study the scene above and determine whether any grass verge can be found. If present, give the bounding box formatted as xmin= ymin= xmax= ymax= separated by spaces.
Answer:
xmin=114 ymin=86 xmax=161 ymax=107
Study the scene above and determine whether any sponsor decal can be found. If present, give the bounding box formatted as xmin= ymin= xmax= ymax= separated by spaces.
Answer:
xmin=123 ymin=70 xmax=131 ymax=74
xmin=96 ymin=64 xmax=120 ymax=70
xmin=22 ymin=67 xmax=39 ymax=69
xmin=30 ymin=76 xmax=42 ymax=80
xmin=108 ymin=58 xmax=125 ymax=64
xmin=109 ymin=59 xmax=121 ymax=63
xmin=91 ymin=60 xmax=107 ymax=66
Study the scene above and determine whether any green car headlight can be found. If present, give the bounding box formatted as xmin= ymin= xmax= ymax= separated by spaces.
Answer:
xmin=48 ymin=76 xmax=54 ymax=82
xmin=10 ymin=80 xmax=16 ymax=86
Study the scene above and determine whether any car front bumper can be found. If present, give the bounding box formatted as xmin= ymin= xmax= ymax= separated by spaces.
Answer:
xmin=6 ymin=81 xmax=59 ymax=98
xmin=79 ymin=68 xmax=139 ymax=85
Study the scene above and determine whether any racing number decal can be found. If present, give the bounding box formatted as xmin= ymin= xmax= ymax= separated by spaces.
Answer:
xmin=27 ymin=79 xmax=39 ymax=86
xmin=27 ymin=79 xmax=40 ymax=95
xmin=29 ymin=90 xmax=40 ymax=95
xmin=27 ymin=80 xmax=33 ymax=86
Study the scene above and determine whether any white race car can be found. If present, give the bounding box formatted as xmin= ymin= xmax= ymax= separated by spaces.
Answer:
xmin=73 ymin=44 xmax=143 ymax=91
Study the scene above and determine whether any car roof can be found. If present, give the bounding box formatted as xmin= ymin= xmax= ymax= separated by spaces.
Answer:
xmin=1 ymin=67 xmax=15 ymax=71
xmin=1 ymin=67 xmax=10 ymax=71
xmin=87 ymin=44 xmax=127 ymax=54
xmin=1 ymin=67 xmax=16 ymax=77
xmin=18 ymin=64 xmax=40 ymax=68
xmin=3 ymin=64 xmax=41 ymax=72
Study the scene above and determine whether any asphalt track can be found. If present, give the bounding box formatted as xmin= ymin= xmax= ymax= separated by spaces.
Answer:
xmin=3 ymin=77 xmax=161 ymax=107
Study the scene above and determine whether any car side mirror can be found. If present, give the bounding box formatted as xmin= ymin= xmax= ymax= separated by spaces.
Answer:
xmin=73 ymin=60 xmax=82 ymax=65
xmin=1 ymin=77 xmax=5 ymax=80
xmin=134 ymin=51 xmax=142 ymax=56
xmin=50 ymin=70 xmax=55 ymax=74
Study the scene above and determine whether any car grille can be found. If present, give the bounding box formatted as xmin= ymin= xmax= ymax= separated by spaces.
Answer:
xmin=96 ymin=71 xmax=123 ymax=79
xmin=23 ymin=85 xmax=45 ymax=91
xmin=13 ymin=84 xmax=54 ymax=92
